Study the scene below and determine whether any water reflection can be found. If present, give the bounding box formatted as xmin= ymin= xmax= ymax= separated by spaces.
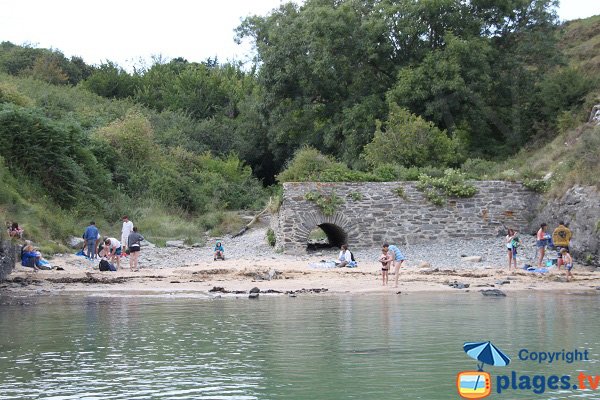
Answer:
xmin=0 ymin=292 xmax=599 ymax=399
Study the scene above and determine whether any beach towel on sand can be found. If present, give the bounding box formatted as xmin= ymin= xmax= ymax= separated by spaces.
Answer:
xmin=522 ymin=264 xmax=549 ymax=273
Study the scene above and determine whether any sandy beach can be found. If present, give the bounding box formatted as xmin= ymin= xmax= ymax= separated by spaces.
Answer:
xmin=3 ymin=243 xmax=600 ymax=297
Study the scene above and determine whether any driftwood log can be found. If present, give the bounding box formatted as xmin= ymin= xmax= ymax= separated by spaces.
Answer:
xmin=231 ymin=197 xmax=273 ymax=238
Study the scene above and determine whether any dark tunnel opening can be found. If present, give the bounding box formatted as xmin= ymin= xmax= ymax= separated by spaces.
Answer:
xmin=306 ymin=223 xmax=348 ymax=251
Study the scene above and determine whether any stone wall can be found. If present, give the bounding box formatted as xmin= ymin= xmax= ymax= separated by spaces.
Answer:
xmin=532 ymin=185 xmax=600 ymax=266
xmin=275 ymin=181 xmax=540 ymax=254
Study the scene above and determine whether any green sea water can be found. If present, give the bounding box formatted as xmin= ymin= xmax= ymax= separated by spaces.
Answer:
xmin=0 ymin=292 xmax=599 ymax=399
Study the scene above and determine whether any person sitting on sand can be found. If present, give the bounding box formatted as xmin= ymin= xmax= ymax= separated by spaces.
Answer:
xmin=21 ymin=243 xmax=40 ymax=270
xmin=378 ymin=246 xmax=393 ymax=286
xmin=214 ymin=241 xmax=225 ymax=261
xmin=104 ymin=237 xmax=122 ymax=270
xmin=337 ymin=244 xmax=352 ymax=268
xmin=7 ymin=222 xmax=24 ymax=239
xmin=561 ymin=248 xmax=574 ymax=282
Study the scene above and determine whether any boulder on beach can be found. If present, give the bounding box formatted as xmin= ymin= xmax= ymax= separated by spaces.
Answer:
xmin=67 ymin=236 xmax=85 ymax=249
xmin=165 ymin=240 xmax=185 ymax=248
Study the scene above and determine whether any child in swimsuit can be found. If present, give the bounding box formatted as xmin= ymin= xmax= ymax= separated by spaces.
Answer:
xmin=561 ymin=248 xmax=573 ymax=282
xmin=378 ymin=247 xmax=392 ymax=286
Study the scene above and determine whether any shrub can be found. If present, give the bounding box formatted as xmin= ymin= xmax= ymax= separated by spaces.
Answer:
xmin=416 ymin=169 xmax=477 ymax=205
xmin=305 ymin=190 xmax=344 ymax=216
xmin=278 ymin=146 xmax=373 ymax=182
xmin=460 ymin=158 xmax=498 ymax=179
xmin=523 ymin=178 xmax=550 ymax=193
xmin=266 ymin=228 xmax=276 ymax=247
xmin=0 ymin=104 xmax=102 ymax=207
xmin=393 ymin=186 xmax=406 ymax=199
xmin=348 ymin=191 xmax=363 ymax=201
xmin=0 ymin=81 xmax=32 ymax=106
xmin=363 ymin=104 xmax=465 ymax=168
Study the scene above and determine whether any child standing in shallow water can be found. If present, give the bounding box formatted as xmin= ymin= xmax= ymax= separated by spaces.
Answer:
xmin=378 ymin=247 xmax=392 ymax=286
xmin=561 ymin=248 xmax=573 ymax=282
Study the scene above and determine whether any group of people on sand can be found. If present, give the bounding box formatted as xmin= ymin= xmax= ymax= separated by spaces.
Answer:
xmin=333 ymin=242 xmax=406 ymax=287
xmin=81 ymin=216 xmax=144 ymax=272
xmin=6 ymin=222 xmax=52 ymax=271
xmin=378 ymin=243 xmax=405 ymax=287
xmin=506 ymin=221 xmax=574 ymax=281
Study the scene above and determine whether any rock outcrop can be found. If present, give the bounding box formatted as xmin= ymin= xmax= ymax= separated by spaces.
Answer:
xmin=533 ymin=185 xmax=600 ymax=266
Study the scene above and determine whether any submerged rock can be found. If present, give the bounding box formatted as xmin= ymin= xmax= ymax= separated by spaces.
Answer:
xmin=249 ymin=292 xmax=259 ymax=299
xmin=480 ymin=289 xmax=507 ymax=297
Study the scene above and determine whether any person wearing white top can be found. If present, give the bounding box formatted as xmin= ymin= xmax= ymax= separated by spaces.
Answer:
xmin=121 ymin=216 xmax=134 ymax=253
xmin=104 ymin=237 xmax=122 ymax=269
xmin=337 ymin=244 xmax=352 ymax=268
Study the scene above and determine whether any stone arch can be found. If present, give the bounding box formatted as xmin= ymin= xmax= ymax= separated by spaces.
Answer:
xmin=298 ymin=211 xmax=356 ymax=249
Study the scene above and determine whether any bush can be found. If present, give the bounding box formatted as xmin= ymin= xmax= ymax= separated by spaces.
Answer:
xmin=0 ymin=81 xmax=32 ymax=106
xmin=523 ymin=178 xmax=550 ymax=193
xmin=305 ymin=190 xmax=344 ymax=216
xmin=266 ymin=228 xmax=276 ymax=247
xmin=278 ymin=146 xmax=373 ymax=182
xmin=416 ymin=169 xmax=477 ymax=205
xmin=0 ymin=104 xmax=103 ymax=207
xmin=460 ymin=158 xmax=498 ymax=179
xmin=363 ymin=104 xmax=465 ymax=168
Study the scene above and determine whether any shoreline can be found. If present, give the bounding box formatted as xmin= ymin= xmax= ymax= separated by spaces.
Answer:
xmin=2 ymin=250 xmax=600 ymax=298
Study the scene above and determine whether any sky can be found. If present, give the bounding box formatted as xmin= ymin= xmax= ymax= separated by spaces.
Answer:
xmin=0 ymin=0 xmax=598 ymax=71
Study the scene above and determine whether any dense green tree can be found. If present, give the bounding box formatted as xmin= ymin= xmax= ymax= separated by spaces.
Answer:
xmin=363 ymin=103 xmax=465 ymax=168
xmin=80 ymin=62 xmax=138 ymax=99
xmin=237 ymin=0 xmax=396 ymax=171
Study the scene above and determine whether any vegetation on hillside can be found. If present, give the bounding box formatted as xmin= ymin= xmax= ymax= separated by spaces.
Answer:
xmin=1 ymin=2 xmax=599 ymax=250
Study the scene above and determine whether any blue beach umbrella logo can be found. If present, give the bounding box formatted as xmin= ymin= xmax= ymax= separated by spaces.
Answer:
xmin=463 ymin=341 xmax=511 ymax=371
xmin=457 ymin=342 xmax=511 ymax=399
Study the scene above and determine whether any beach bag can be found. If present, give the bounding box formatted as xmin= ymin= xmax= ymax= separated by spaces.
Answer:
xmin=510 ymin=237 xmax=520 ymax=249
xmin=350 ymin=251 xmax=356 ymax=262
xmin=99 ymin=259 xmax=116 ymax=271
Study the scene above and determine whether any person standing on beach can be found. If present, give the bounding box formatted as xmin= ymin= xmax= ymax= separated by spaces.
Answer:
xmin=378 ymin=246 xmax=393 ymax=286
xmin=383 ymin=243 xmax=405 ymax=288
xmin=127 ymin=226 xmax=144 ymax=271
xmin=536 ymin=223 xmax=548 ymax=268
xmin=505 ymin=229 xmax=518 ymax=269
xmin=561 ymin=248 xmax=574 ymax=282
xmin=552 ymin=221 xmax=572 ymax=270
xmin=121 ymin=216 xmax=134 ymax=255
xmin=83 ymin=221 xmax=99 ymax=259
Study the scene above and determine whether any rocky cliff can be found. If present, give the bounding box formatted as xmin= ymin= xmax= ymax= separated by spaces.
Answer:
xmin=533 ymin=185 xmax=600 ymax=266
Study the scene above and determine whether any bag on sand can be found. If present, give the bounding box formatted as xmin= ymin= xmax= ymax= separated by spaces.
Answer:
xmin=99 ymin=259 xmax=116 ymax=272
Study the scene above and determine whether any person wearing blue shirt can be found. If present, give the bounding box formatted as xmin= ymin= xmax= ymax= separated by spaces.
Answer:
xmin=383 ymin=243 xmax=406 ymax=288
xmin=214 ymin=242 xmax=225 ymax=261
xmin=83 ymin=221 xmax=100 ymax=259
